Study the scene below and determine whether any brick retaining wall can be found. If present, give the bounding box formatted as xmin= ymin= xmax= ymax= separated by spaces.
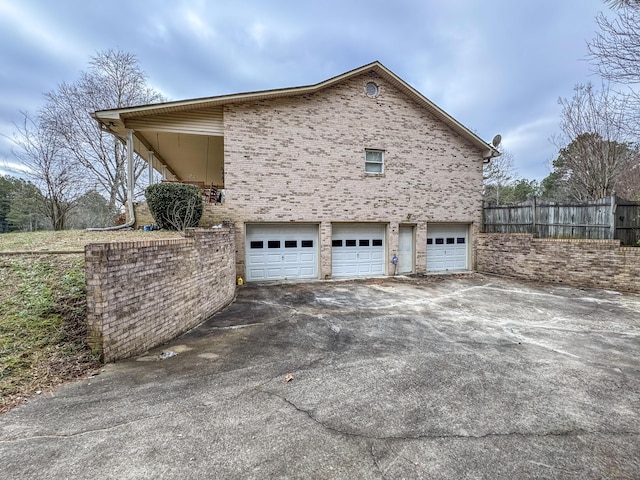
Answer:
xmin=85 ymin=227 xmax=236 ymax=362
xmin=477 ymin=233 xmax=640 ymax=293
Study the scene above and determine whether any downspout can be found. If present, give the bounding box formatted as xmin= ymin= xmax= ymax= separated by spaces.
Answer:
xmin=148 ymin=151 xmax=154 ymax=186
xmin=483 ymin=149 xmax=501 ymax=164
xmin=87 ymin=129 xmax=136 ymax=231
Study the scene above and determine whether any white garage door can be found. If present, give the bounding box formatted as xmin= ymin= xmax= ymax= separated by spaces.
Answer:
xmin=245 ymin=224 xmax=318 ymax=281
xmin=332 ymin=224 xmax=385 ymax=277
xmin=426 ymin=224 xmax=469 ymax=272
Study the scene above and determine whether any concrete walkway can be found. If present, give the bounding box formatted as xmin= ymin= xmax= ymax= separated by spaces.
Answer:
xmin=1 ymin=275 xmax=639 ymax=479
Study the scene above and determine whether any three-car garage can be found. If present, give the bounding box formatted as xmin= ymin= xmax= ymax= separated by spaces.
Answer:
xmin=244 ymin=222 xmax=470 ymax=281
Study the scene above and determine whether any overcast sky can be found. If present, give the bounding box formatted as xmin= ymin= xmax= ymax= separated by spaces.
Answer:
xmin=0 ymin=0 xmax=612 ymax=181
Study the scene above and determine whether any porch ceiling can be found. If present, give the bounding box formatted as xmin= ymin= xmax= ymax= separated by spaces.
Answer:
xmin=136 ymin=131 xmax=224 ymax=185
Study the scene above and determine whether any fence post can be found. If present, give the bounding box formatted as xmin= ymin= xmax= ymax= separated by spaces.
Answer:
xmin=610 ymin=194 xmax=617 ymax=240
xmin=532 ymin=196 xmax=537 ymax=236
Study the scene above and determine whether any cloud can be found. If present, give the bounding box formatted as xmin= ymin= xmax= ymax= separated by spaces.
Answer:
xmin=500 ymin=115 xmax=561 ymax=179
xmin=503 ymin=116 xmax=559 ymax=152
xmin=183 ymin=8 xmax=216 ymax=41
xmin=0 ymin=158 xmax=32 ymax=177
xmin=0 ymin=1 xmax=86 ymax=63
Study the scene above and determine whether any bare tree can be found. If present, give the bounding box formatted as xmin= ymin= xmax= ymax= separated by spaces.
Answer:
xmin=553 ymin=82 xmax=633 ymax=201
xmin=483 ymin=149 xmax=516 ymax=205
xmin=588 ymin=2 xmax=640 ymax=136
xmin=41 ymin=49 xmax=164 ymax=211
xmin=9 ymin=113 xmax=85 ymax=230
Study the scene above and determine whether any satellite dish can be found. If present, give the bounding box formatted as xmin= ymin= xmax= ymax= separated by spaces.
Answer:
xmin=491 ymin=134 xmax=502 ymax=148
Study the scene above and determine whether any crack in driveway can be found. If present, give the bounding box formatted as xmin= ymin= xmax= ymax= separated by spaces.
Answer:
xmin=0 ymin=413 xmax=168 ymax=443
xmin=258 ymin=388 xmax=640 ymax=443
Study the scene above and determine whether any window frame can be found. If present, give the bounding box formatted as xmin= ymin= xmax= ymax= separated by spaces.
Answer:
xmin=365 ymin=149 xmax=384 ymax=174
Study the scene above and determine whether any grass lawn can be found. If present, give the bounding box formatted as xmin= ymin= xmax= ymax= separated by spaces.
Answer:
xmin=0 ymin=229 xmax=183 ymax=413
xmin=0 ymin=229 xmax=182 ymax=252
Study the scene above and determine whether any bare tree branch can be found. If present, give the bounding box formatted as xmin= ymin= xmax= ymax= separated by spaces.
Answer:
xmin=41 ymin=49 xmax=164 ymax=211
xmin=604 ymin=0 xmax=640 ymax=9
xmin=483 ymin=148 xmax=516 ymax=205
xmin=8 ymin=112 xmax=86 ymax=230
xmin=553 ymin=82 xmax=635 ymax=201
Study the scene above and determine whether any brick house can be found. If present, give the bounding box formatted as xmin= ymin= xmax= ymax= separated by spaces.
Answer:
xmin=94 ymin=61 xmax=499 ymax=282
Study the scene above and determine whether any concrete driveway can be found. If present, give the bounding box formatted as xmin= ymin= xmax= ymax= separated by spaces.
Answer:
xmin=1 ymin=274 xmax=639 ymax=479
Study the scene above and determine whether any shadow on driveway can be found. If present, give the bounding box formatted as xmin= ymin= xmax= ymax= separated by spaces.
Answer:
xmin=2 ymin=274 xmax=640 ymax=479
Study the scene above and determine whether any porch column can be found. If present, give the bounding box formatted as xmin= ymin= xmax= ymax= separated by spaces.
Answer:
xmin=148 ymin=151 xmax=154 ymax=186
xmin=126 ymin=130 xmax=134 ymax=205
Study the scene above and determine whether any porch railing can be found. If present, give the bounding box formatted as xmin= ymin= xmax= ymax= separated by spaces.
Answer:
xmin=161 ymin=180 xmax=224 ymax=204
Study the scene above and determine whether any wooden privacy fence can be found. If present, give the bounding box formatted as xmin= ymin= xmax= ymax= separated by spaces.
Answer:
xmin=483 ymin=195 xmax=640 ymax=245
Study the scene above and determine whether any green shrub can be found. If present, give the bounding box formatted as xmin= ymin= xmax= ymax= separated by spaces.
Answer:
xmin=145 ymin=183 xmax=203 ymax=230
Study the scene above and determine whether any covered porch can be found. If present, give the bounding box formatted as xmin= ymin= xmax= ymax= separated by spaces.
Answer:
xmin=93 ymin=104 xmax=226 ymax=205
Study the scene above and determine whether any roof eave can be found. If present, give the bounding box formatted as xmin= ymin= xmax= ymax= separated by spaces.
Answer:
xmin=93 ymin=60 xmax=498 ymax=154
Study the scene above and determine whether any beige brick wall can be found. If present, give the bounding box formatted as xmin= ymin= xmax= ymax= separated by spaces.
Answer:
xmin=131 ymin=202 xmax=154 ymax=228
xmin=85 ymin=227 xmax=236 ymax=362
xmin=217 ymin=70 xmax=486 ymax=278
xmin=477 ymin=233 xmax=640 ymax=293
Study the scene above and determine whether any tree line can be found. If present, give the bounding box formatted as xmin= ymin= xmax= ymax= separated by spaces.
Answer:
xmin=0 ymin=176 xmax=119 ymax=233
xmin=484 ymin=0 xmax=640 ymax=206
xmin=4 ymin=49 xmax=163 ymax=231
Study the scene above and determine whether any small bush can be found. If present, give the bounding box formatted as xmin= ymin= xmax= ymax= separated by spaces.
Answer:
xmin=145 ymin=183 xmax=203 ymax=231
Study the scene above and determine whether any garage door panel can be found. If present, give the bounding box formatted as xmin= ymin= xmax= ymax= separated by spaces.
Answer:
xmin=267 ymin=267 xmax=284 ymax=277
xmin=284 ymin=266 xmax=302 ymax=276
xmin=335 ymin=251 xmax=357 ymax=262
xmin=336 ymin=265 xmax=357 ymax=276
xmin=283 ymin=253 xmax=300 ymax=263
xmin=299 ymin=266 xmax=315 ymax=276
xmin=358 ymin=251 xmax=373 ymax=261
xmin=248 ymin=268 xmax=265 ymax=279
xmin=266 ymin=253 xmax=283 ymax=263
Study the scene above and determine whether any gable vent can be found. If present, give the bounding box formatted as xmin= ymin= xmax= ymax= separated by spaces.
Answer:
xmin=365 ymin=82 xmax=379 ymax=98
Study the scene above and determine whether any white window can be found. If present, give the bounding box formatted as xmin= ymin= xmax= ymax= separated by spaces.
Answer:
xmin=365 ymin=149 xmax=384 ymax=174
